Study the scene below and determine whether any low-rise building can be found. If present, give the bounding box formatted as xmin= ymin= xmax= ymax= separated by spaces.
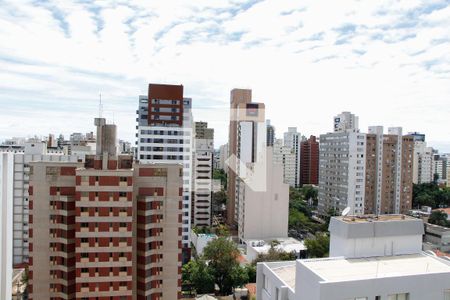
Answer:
xmin=423 ymin=222 xmax=450 ymax=253
xmin=257 ymin=215 xmax=450 ymax=300
xmin=246 ymin=238 xmax=306 ymax=262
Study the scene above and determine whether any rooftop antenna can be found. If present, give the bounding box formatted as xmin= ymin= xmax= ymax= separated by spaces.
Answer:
xmin=99 ymin=93 xmax=103 ymax=118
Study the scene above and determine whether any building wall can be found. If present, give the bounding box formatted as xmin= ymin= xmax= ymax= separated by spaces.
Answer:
xmin=227 ymin=88 xmax=252 ymax=226
xmin=0 ymin=153 xmax=13 ymax=300
xmin=318 ymin=131 xmax=366 ymax=215
xmin=284 ymin=128 xmax=301 ymax=187
xmin=218 ymin=143 xmax=228 ymax=171
xmin=239 ymin=148 xmax=289 ymax=241
xmin=75 ymin=167 xmax=134 ymax=299
xmin=273 ymin=139 xmax=296 ymax=187
xmin=192 ymin=138 xmax=214 ymax=227
xmin=134 ymin=164 xmax=183 ymax=300
xmin=413 ymin=141 xmax=434 ymax=184
xmin=29 ymin=161 xmax=82 ymax=300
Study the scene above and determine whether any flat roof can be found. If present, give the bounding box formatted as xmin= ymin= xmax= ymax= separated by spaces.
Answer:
xmin=247 ymin=237 xmax=306 ymax=253
xmin=336 ymin=214 xmax=417 ymax=223
xmin=269 ymin=262 xmax=297 ymax=290
xmin=301 ymin=253 xmax=450 ymax=282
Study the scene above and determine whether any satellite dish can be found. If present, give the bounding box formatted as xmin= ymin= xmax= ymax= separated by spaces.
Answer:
xmin=342 ymin=207 xmax=351 ymax=217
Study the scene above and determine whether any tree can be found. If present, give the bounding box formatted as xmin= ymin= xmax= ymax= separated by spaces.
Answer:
xmin=182 ymin=259 xmax=215 ymax=294
xmin=203 ymin=237 xmax=249 ymax=295
xmin=245 ymin=264 xmax=257 ymax=283
xmin=304 ymin=233 xmax=330 ymax=258
xmin=213 ymin=169 xmax=227 ymax=189
xmin=428 ymin=210 xmax=449 ymax=227
xmin=252 ymin=246 xmax=296 ymax=264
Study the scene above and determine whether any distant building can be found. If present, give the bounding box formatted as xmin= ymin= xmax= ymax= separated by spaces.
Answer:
xmin=299 ymin=135 xmax=319 ymax=186
xmin=136 ymin=83 xmax=193 ymax=251
xmin=434 ymin=153 xmax=448 ymax=183
xmin=266 ymin=120 xmax=275 ymax=147
xmin=319 ymin=115 xmax=414 ymax=216
xmin=218 ymin=143 xmax=228 ymax=171
xmin=283 ymin=127 xmax=302 ymax=187
xmin=333 ymin=111 xmax=359 ymax=132
xmin=273 ymin=139 xmax=296 ymax=187
xmin=257 ymin=215 xmax=450 ymax=300
xmin=408 ymin=131 xmax=426 ymax=142
xmin=192 ymin=121 xmax=214 ymax=227
xmin=413 ymin=141 xmax=434 ymax=184
xmin=0 ymin=141 xmax=83 ymax=264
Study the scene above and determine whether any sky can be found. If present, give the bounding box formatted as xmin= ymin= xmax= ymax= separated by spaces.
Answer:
xmin=0 ymin=0 xmax=449 ymax=151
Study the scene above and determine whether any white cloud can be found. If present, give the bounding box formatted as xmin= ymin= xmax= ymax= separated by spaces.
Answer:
xmin=0 ymin=0 xmax=449 ymax=151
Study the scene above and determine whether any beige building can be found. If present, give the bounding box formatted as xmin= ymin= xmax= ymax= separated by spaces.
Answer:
xmin=29 ymin=118 xmax=183 ymax=300
xmin=227 ymin=88 xmax=252 ymax=226
xmin=364 ymin=127 xmax=414 ymax=215
xmin=238 ymin=147 xmax=289 ymax=241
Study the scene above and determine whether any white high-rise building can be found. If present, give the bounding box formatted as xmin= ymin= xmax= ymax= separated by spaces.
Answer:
xmin=218 ymin=143 xmax=228 ymax=171
xmin=0 ymin=153 xmax=13 ymax=300
xmin=283 ymin=127 xmax=301 ymax=187
xmin=434 ymin=154 xmax=448 ymax=182
xmin=136 ymin=84 xmax=193 ymax=250
xmin=333 ymin=111 xmax=359 ymax=132
xmin=273 ymin=139 xmax=296 ymax=187
xmin=192 ymin=122 xmax=214 ymax=227
xmin=0 ymin=141 xmax=83 ymax=264
xmin=318 ymin=130 xmax=367 ymax=215
xmin=413 ymin=141 xmax=434 ymax=184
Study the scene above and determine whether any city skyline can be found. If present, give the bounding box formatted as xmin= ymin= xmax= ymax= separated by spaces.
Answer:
xmin=1 ymin=1 xmax=450 ymax=152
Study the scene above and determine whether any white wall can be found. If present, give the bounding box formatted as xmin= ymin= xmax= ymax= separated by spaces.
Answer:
xmin=0 ymin=153 xmax=13 ymax=300
xmin=241 ymin=148 xmax=289 ymax=240
xmin=330 ymin=234 xmax=423 ymax=258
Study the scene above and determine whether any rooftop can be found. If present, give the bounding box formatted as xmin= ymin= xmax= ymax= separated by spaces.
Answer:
xmin=247 ymin=237 xmax=306 ymax=254
xmin=301 ymin=253 xmax=450 ymax=282
xmin=337 ymin=214 xmax=416 ymax=224
xmin=269 ymin=262 xmax=297 ymax=290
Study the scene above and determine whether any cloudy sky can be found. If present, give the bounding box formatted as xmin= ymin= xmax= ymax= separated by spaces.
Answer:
xmin=1 ymin=0 xmax=449 ymax=151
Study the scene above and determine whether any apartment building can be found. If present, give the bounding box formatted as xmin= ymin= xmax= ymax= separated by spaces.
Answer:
xmin=257 ymin=215 xmax=450 ymax=300
xmin=434 ymin=154 xmax=448 ymax=183
xmin=283 ymin=127 xmax=302 ymax=187
xmin=192 ymin=122 xmax=214 ymax=227
xmin=0 ymin=140 xmax=82 ymax=264
xmin=227 ymin=89 xmax=267 ymax=226
xmin=136 ymin=83 xmax=193 ymax=251
xmin=364 ymin=127 xmax=414 ymax=215
xmin=273 ymin=139 xmax=296 ymax=187
xmin=266 ymin=120 xmax=275 ymax=147
xmin=318 ymin=130 xmax=366 ymax=215
xmin=217 ymin=143 xmax=228 ymax=171
xmin=333 ymin=111 xmax=359 ymax=132
xmin=238 ymin=147 xmax=289 ymax=242
xmin=299 ymin=135 xmax=319 ymax=186
xmin=29 ymin=118 xmax=183 ymax=300
xmin=319 ymin=113 xmax=414 ymax=216
xmin=0 ymin=153 xmax=13 ymax=300
xmin=413 ymin=141 xmax=434 ymax=184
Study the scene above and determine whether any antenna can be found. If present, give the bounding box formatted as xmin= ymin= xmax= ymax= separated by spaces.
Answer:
xmin=99 ymin=93 xmax=103 ymax=118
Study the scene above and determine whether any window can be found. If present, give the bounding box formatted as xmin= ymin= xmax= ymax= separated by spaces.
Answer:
xmin=388 ymin=294 xmax=409 ymax=300
xmin=445 ymin=290 xmax=450 ymax=300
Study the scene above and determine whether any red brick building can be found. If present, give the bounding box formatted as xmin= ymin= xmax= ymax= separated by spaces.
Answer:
xmin=300 ymin=135 xmax=319 ymax=186
xmin=29 ymin=118 xmax=183 ymax=300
